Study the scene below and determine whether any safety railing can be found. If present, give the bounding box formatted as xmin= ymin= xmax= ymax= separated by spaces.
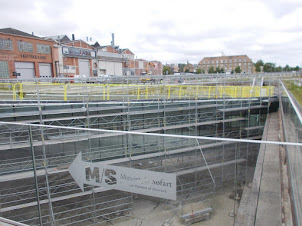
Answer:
xmin=0 ymin=82 xmax=274 ymax=101
xmin=0 ymin=83 xmax=15 ymax=100
xmin=280 ymin=80 xmax=302 ymax=225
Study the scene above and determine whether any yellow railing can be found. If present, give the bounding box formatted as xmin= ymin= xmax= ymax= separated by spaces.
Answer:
xmin=0 ymin=83 xmax=15 ymax=100
xmin=0 ymin=83 xmax=274 ymax=101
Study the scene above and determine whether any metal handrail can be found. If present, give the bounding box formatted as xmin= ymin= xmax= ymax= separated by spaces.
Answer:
xmin=280 ymin=80 xmax=302 ymax=124
xmin=0 ymin=120 xmax=302 ymax=147
xmin=0 ymin=217 xmax=29 ymax=226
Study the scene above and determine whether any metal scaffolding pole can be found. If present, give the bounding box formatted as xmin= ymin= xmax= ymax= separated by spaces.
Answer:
xmin=29 ymin=126 xmax=43 ymax=226
xmin=35 ymin=81 xmax=56 ymax=226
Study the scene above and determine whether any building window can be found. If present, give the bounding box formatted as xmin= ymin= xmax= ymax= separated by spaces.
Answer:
xmin=139 ymin=61 xmax=144 ymax=69
xmin=0 ymin=39 xmax=13 ymax=50
xmin=220 ymin=60 xmax=223 ymax=63
xmin=37 ymin=44 xmax=51 ymax=54
xmin=18 ymin=41 xmax=33 ymax=52
xmin=64 ymin=65 xmax=76 ymax=70
xmin=0 ymin=61 xmax=9 ymax=78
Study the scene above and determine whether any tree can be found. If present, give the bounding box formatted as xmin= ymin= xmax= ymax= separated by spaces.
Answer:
xmin=255 ymin=60 xmax=264 ymax=66
xmin=263 ymin=62 xmax=276 ymax=72
xmin=235 ymin=66 xmax=241 ymax=73
xmin=215 ymin=67 xmax=225 ymax=73
xmin=283 ymin=64 xmax=290 ymax=72
xmin=255 ymin=65 xmax=261 ymax=72
xmin=178 ymin=64 xmax=186 ymax=72
xmin=295 ymin=66 xmax=300 ymax=72
xmin=275 ymin=66 xmax=282 ymax=72
xmin=254 ymin=60 xmax=264 ymax=72
xmin=196 ymin=68 xmax=202 ymax=74
xmin=208 ymin=66 xmax=215 ymax=74
xmin=162 ymin=66 xmax=171 ymax=75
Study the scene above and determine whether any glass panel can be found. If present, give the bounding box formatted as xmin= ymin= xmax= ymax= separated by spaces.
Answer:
xmin=0 ymin=38 xmax=13 ymax=50
xmin=0 ymin=60 xmax=9 ymax=78
xmin=18 ymin=41 xmax=33 ymax=52
xmin=37 ymin=44 xmax=51 ymax=54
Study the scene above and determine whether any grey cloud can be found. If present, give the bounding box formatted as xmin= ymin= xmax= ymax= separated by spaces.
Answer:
xmin=261 ymin=0 xmax=302 ymax=18
xmin=0 ymin=0 xmax=78 ymax=37
xmin=1 ymin=1 xmax=31 ymax=11
xmin=1 ymin=0 xmax=301 ymax=66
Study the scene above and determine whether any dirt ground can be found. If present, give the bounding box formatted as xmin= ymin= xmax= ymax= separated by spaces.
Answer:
xmin=112 ymin=190 xmax=236 ymax=226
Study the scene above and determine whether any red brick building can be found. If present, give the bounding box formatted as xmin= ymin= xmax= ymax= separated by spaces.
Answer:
xmin=0 ymin=28 xmax=56 ymax=79
xmin=198 ymin=55 xmax=253 ymax=74
xmin=121 ymin=49 xmax=135 ymax=75
xmin=59 ymin=40 xmax=97 ymax=77
xmin=92 ymin=42 xmax=123 ymax=76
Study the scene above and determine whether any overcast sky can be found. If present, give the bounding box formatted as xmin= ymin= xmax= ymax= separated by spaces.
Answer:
xmin=1 ymin=0 xmax=302 ymax=66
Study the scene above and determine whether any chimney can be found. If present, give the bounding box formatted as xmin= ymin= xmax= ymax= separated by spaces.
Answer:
xmin=111 ymin=33 xmax=115 ymax=46
xmin=32 ymin=32 xmax=34 ymax=35
xmin=72 ymin=34 xmax=75 ymax=41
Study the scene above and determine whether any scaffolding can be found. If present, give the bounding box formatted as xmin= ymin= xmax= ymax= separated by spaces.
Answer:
xmin=0 ymin=75 xmax=278 ymax=225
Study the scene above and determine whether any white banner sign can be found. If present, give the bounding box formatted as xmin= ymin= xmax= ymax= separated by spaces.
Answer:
xmin=69 ymin=152 xmax=177 ymax=200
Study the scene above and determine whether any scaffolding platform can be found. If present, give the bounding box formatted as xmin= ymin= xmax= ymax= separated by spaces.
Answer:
xmin=217 ymin=105 xmax=267 ymax=112
xmin=244 ymin=126 xmax=264 ymax=131
xmin=0 ymin=186 xmax=109 ymax=213
xmin=138 ymin=118 xmax=246 ymax=132
xmin=176 ymin=158 xmax=246 ymax=176
xmin=1 ymin=104 xmax=223 ymax=124
xmin=103 ymin=141 xmax=234 ymax=165
xmin=0 ymin=117 xmax=246 ymax=151
xmin=0 ymin=141 xmax=234 ymax=183
xmin=0 ymin=106 xmax=127 ymax=119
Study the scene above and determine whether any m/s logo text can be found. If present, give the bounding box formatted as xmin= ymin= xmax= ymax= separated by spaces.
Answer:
xmin=85 ymin=167 xmax=117 ymax=185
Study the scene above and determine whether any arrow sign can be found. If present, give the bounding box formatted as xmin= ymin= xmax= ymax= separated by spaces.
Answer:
xmin=68 ymin=152 xmax=177 ymax=200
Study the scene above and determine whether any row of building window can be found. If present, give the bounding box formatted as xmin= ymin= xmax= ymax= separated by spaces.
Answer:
xmin=202 ymin=65 xmax=252 ymax=68
xmin=0 ymin=38 xmax=51 ymax=54
xmin=202 ymin=64 xmax=251 ymax=69
xmin=202 ymin=65 xmax=252 ymax=70
xmin=201 ymin=62 xmax=251 ymax=66
xmin=202 ymin=59 xmax=250 ymax=64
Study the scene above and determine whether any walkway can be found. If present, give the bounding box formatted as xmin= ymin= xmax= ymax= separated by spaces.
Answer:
xmin=235 ymin=111 xmax=282 ymax=225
